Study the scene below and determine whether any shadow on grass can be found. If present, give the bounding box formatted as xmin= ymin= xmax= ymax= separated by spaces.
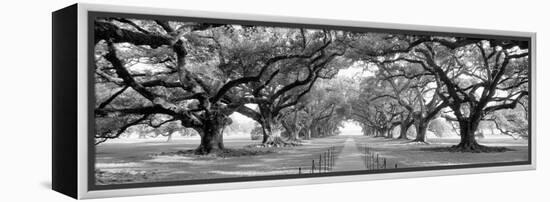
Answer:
xmin=157 ymin=147 xmax=278 ymax=158
xmin=419 ymin=146 xmax=514 ymax=153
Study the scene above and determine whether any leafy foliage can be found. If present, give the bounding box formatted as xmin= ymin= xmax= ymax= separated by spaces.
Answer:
xmin=93 ymin=16 xmax=529 ymax=153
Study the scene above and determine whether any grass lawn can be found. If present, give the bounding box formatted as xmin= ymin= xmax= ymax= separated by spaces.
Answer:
xmin=95 ymin=136 xmax=347 ymax=185
xmin=95 ymin=135 xmax=528 ymax=185
xmin=352 ymin=136 xmax=528 ymax=168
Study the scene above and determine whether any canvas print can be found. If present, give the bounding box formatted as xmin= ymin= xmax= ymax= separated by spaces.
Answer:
xmin=92 ymin=13 xmax=531 ymax=187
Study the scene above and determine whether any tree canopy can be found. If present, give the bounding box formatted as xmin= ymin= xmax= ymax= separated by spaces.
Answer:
xmin=94 ymin=17 xmax=530 ymax=154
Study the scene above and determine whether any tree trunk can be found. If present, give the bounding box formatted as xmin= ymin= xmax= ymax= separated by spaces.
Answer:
xmin=451 ymin=119 xmax=485 ymax=151
xmin=287 ymin=110 xmax=301 ymax=142
xmin=398 ymin=122 xmax=412 ymax=139
xmin=194 ymin=115 xmax=225 ymax=154
xmin=317 ymin=127 xmax=323 ymax=137
xmin=388 ymin=125 xmax=397 ymax=139
xmin=261 ymin=117 xmax=294 ymax=147
xmin=449 ymin=112 xmax=508 ymax=152
xmin=310 ymin=125 xmax=319 ymax=138
xmin=380 ymin=129 xmax=388 ymax=138
xmin=282 ymin=122 xmax=301 ymax=142
xmin=412 ymin=121 xmax=428 ymax=143
xmin=261 ymin=122 xmax=269 ymax=143
xmin=290 ymin=131 xmax=300 ymax=141
xmin=195 ymin=126 xmax=224 ymax=154
xmin=385 ymin=128 xmax=393 ymax=138
xmin=262 ymin=125 xmax=288 ymax=147
xmin=305 ymin=128 xmax=311 ymax=140
xmin=287 ymin=129 xmax=300 ymax=141
xmin=263 ymin=127 xmax=282 ymax=144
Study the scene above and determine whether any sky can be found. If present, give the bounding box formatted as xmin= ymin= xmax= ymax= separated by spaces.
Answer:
xmin=335 ymin=61 xmax=374 ymax=78
xmin=338 ymin=121 xmax=363 ymax=136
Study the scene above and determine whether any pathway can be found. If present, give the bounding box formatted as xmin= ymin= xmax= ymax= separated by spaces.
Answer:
xmin=332 ymin=137 xmax=365 ymax=171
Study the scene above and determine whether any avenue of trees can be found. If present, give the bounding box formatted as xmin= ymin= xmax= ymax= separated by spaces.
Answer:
xmin=348 ymin=36 xmax=529 ymax=151
xmin=94 ymin=17 xmax=530 ymax=154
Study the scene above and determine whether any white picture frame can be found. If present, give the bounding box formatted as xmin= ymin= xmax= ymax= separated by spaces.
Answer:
xmin=52 ymin=3 xmax=536 ymax=199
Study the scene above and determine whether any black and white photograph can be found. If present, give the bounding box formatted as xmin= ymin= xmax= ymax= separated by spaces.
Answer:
xmin=92 ymin=12 xmax=531 ymax=188
xmin=5 ymin=0 xmax=550 ymax=201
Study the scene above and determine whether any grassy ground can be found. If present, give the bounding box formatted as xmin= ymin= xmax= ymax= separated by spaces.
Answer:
xmin=95 ymin=135 xmax=528 ymax=185
xmin=95 ymin=136 xmax=347 ymax=185
xmin=353 ymin=136 xmax=529 ymax=169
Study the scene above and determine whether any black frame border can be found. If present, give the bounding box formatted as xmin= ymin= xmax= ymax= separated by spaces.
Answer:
xmin=52 ymin=4 xmax=79 ymax=199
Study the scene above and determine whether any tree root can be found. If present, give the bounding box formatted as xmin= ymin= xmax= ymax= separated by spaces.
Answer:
xmin=256 ymin=136 xmax=303 ymax=148
xmin=164 ymin=148 xmax=275 ymax=157
xmin=406 ymin=140 xmax=430 ymax=145
xmin=193 ymin=147 xmax=225 ymax=155
xmin=447 ymin=142 xmax=511 ymax=153
xmin=261 ymin=140 xmax=302 ymax=147
xmin=420 ymin=142 xmax=512 ymax=153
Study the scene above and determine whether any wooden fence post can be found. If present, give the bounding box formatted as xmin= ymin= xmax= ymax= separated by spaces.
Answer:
xmin=364 ymin=146 xmax=367 ymax=169
xmin=331 ymin=146 xmax=335 ymax=169
xmin=323 ymin=152 xmax=327 ymax=172
xmin=327 ymin=150 xmax=330 ymax=171
xmin=376 ymin=154 xmax=379 ymax=169
xmin=329 ymin=149 xmax=332 ymax=170
xmin=371 ymin=154 xmax=374 ymax=169
xmin=366 ymin=153 xmax=370 ymax=170
xmin=327 ymin=150 xmax=329 ymax=171
xmin=372 ymin=154 xmax=375 ymax=169
xmin=312 ymin=160 xmax=315 ymax=174
xmin=326 ymin=152 xmax=328 ymax=172
xmin=319 ymin=155 xmax=322 ymax=173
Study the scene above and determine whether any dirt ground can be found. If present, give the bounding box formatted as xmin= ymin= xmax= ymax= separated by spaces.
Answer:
xmin=95 ymin=135 xmax=528 ymax=185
